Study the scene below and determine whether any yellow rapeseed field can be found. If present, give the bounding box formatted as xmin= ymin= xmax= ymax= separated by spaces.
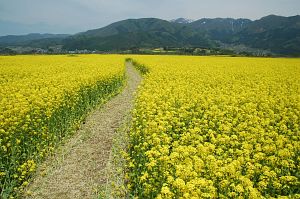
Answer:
xmin=128 ymin=56 xmax=300 ymax=198
xmin=0 ymin=55 xmax=125 ymax=197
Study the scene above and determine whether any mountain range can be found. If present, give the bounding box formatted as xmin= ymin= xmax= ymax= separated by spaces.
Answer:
xmin=0 ymin=15 xmax=299 ymax=56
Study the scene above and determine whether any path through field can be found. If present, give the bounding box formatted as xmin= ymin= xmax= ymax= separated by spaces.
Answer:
xmin=26 ymin=62 xmax=141 ymax=199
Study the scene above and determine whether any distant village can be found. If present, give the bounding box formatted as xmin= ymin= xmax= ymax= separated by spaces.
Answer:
xmin=0 ymin=45 xmax=273 ymax=57
xmin=0 ymin=46 xmax=100 ymax=55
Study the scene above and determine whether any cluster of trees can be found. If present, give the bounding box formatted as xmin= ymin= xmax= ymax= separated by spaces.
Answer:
xmin=0 ymin=47 xmax=17 ymax=55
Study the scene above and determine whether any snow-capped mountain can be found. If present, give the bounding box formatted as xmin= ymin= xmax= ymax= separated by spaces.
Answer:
xmin=170 ymin=18 xmax=194 ymax=24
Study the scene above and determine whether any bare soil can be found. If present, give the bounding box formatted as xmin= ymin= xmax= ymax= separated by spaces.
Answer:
xmin=25 ymin=62 xmax=141 ymax=199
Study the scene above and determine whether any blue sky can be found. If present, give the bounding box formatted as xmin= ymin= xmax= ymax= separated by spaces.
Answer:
xmin=0 ymin=0 xmax=299 ymax=36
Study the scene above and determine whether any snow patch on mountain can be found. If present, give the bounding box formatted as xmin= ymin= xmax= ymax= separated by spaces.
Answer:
xmin=170 ymin=18 xmax=194 ymax=24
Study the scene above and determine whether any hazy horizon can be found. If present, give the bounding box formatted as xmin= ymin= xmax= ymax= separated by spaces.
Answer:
xmin=0 ymin=0 xmax=299 ymax=36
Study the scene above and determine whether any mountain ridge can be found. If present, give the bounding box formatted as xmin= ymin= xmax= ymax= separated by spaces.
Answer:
xmin=1 ymin=15 xmax=299 ymax=55
xmin=63 ymin=18 xmax=216 ymax=50
xmin=0 ymin=33 xmax=69 ymax=45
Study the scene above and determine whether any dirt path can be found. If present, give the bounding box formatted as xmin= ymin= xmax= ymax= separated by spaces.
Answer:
xmin=26 ymin=62 xmax=141 ymax=199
